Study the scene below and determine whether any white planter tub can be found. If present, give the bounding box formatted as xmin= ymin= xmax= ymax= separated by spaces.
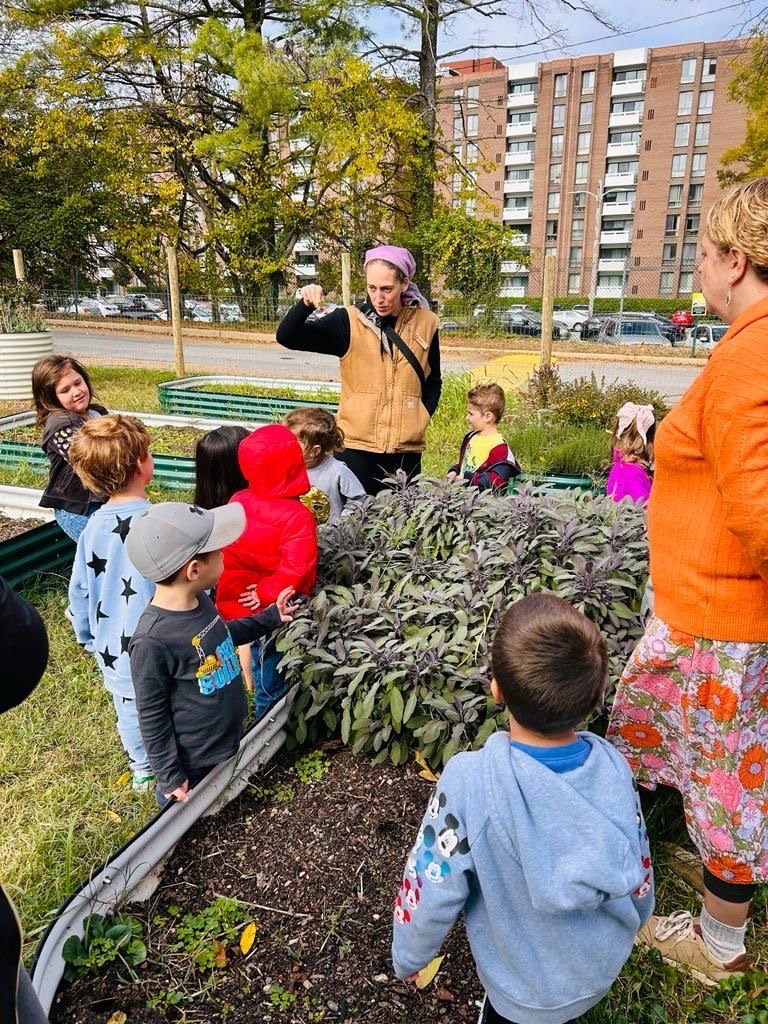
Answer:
xmin=0 ymin=332 xmax=53 ymax=400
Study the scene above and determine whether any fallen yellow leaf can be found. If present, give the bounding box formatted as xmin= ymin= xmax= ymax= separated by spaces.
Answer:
xmin=418 ymin=768 xmax=439 ymax=783
xmin=106 ymin=810 xmax=122 ymax=823
xmin=414 ymin=751 xmax=439 ymax=783
xmin=106 ymin=1012 xmax=127 ymax=1024
xmin=414 ymin=955 xmax=444 ymax=989
xmin=239 ymin=921 xmax=257 ymax=954
xmin=116 ymin=771 xmax=132 ymax=787
xmin=213 ymin=939 xmax=227 ymax=966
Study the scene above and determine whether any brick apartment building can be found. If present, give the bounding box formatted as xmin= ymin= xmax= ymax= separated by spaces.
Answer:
xmin=439 ymin=40 xmax=748 ymax=300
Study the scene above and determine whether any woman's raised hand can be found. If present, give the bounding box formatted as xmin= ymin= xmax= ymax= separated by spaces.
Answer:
xmin=301 ymin=284 xmax=325 ymax=309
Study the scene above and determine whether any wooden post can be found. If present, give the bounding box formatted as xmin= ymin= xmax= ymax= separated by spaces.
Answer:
xmin=165 ymin=243 xmax=185 ymax=378
xmin=12 ymin=250 xmax=25 ymax=282
xmin=540 ymin=253 xmax=556 ymax=366
xmin=341 ymin=251 xmax=351 ymax=307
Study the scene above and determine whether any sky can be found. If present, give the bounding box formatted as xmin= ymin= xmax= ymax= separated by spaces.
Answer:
xmin=364 ymin=1 xmax=762 ymax=66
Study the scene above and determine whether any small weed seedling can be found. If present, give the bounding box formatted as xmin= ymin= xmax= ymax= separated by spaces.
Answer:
xmin=62 ymin=912 xmax=146 ymax=982
xmin=294 ymin=751 xmax=330 ymax=784
xmin=170 ymin=896 xmax=252 ymax=971
xmin=268 ymin=983 xmax=297 ymax=1010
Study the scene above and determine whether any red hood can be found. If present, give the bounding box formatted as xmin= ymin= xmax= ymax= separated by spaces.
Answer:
xmin=238 ymin=424 xmax=310 ymax=499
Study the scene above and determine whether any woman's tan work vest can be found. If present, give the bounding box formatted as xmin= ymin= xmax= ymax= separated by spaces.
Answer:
xmin=336 ymin=305 xmax=439 ymax=454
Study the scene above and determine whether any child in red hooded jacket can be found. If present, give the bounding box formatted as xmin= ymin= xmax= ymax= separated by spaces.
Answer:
xmin=216 ymin=424 xmax=318 ymax=716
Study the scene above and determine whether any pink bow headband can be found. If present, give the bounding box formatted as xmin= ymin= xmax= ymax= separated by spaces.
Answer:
xmin=616 ymin=402 xmax=655 ymax=443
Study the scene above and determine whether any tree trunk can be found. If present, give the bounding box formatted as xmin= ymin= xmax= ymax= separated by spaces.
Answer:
xmin=413 ymin=0 xmax=439 ymax=298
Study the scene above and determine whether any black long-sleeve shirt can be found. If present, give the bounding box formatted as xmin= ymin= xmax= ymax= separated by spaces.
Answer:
xmin=276 ymin=302 xmax=443 ymax=417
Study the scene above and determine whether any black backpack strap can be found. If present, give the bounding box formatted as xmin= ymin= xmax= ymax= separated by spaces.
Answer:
xmin=382 ymin=323 xmax=427 ymax=393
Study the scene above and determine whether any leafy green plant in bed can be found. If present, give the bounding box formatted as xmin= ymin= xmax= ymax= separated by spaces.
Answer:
xmin=62 ymin=912 xmax=146 ymax=982
xmin=194 ymin=382 xmax=339 ymax=404
xmin=524 ymin=366 xmax=669 ymax=429
xmin=280 ymin=479 xmax=648 ymax=768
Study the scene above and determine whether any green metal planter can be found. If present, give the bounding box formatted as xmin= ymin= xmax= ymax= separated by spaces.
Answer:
xmin=515 ymin=473 xmax=603 ymax=493
xmin=0 ymin=441 xmax=195 ymax=489
xmin=157 ymin=375 xmax=339 ymax=420
xmin=0 ymin=520 xmax=75 ymax=588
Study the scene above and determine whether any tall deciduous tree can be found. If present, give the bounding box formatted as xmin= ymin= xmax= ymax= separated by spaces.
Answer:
xmin=720 ymin=34 xmax=768 ymax=184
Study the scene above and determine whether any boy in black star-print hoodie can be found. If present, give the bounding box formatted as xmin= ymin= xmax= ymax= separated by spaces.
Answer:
xmin=67 ymin=414 xmax=157 ymax=790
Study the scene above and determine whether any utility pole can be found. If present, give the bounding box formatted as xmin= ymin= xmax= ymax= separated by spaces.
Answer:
xmin=587 ymin=177 xmax=603 ymax=319
xmin=341 ymin=251 xmax=351 ymax=307
xmin=12 ymin=250 xmax=25 ymax=282
xmin=165 ymin=243 xmax=186 ymax=378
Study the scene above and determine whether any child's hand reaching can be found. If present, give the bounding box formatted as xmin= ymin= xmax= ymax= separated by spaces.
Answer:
xmin=275 ymin=587 xmax=301 ymax=622
xmin=165 ymin=780 xmax=189 ymax=803
xmin=446 ymin=471 xmax=458 ymax=483
xmin=239 ymin=584 xmax=261 ymax=611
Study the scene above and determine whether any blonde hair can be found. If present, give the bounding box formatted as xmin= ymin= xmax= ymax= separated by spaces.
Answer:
xmin=283 ymin=407 xmax=344 ymax=460
xmin=610 ymin=418 xmax=654 ymax=469
xmin=69 ymin=414 xmax=151 ymax=497
xmin=707 ymin=178 xmax=768 ymax=283
xmin=467 ymin=382 xmax=505 ymax=423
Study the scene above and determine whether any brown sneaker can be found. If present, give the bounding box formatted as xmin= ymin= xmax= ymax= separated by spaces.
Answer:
xmin=637 ymin=911 xmax=748 ymax=987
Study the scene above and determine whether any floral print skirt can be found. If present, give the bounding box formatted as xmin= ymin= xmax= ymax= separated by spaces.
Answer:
xmin=607 ymin=615 xmax=768 ymax=885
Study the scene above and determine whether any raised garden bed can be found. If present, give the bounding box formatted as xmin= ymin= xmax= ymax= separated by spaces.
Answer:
xmin=48 ymin=746 xmax=483 ymax=1024
xmin=158 ymin=376 xmax=340 ymax=420
xmin=0 ymin=513 xmax=45 ymax=542
xmin=0 ymin=519 xmax=75 ymax=588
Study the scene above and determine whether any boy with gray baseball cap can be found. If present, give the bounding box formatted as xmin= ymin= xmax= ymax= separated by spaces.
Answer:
xmin=126 ymin=502 xmax=299 ymax=804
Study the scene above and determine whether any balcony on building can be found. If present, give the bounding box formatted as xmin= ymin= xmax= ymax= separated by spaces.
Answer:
xmin=504 ymin=178 xmax=534 ymax=193
xmin=604 ymin=170 xmax=637 ymax=188
xmin=507 ymin=90 xmax=538 ymax=109
xmin=597 ymin=257 xmax=627 ymax=272
xmin=600 ymin=228 xmax=631 ymax=244
xmin=293 ymin=237 xmax=315 ymax=255
xmin=293 ymin=261 xmax=318 ymax=279
xmin=508 ymin=232 xmax=530 ymax=248
xmin=611 ymin=78 xmax=646 ymax=98
xmin=505 ymin=149 xmax=535 ymax=165
xmin=499 ymin=283 xmax=528 ymax=298
xmin=507 ymin=119 xmax=537 ymax=137
xmin=608 ymin=109 xmax=643 ymax=128
xmin=500 ymin=260 xmax=529 ymax=274
xmin=502 ymin=206 xmax=533 ymax=221
xmin=602 ymin=198 xmax=635 ymax=217
xmin=606 ymin=140 xmax=639 ymax=158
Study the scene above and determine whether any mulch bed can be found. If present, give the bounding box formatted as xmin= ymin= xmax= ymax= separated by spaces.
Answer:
xmin=0 ymin=515 xmax=45 ymax=542
xmin=51 ymin=746 xmax=482 ymax=1024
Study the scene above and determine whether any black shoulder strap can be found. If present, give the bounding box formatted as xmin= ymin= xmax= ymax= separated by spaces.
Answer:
xmin=382 ymin=323 xmax=426 ymax=393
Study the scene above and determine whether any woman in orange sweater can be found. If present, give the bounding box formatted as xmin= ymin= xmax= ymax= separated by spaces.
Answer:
xmin=607 ymin=178 xmax=768 ymax=984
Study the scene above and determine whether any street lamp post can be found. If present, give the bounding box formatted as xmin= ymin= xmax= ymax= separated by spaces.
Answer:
xmin=570 ymin=179 xmax=620 ymax=318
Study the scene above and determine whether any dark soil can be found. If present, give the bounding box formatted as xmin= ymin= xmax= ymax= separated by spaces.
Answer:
xmin=50 ymin=746 xmax=482 ymax=1024
xmin=0 ymin=514 xmax=45 ymax=541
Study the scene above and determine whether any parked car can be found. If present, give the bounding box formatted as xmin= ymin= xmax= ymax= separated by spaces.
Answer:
xmin=671 ymin=309 xmax=695 ymax=328
xmin=576 ymin=313 xmax=613 ymax=340
xmin=550 ymin=308 xmax=586 ymax=333
xmin=439 ymin=319 xmax=467 ymax=334
xmin=597 ymin=317 xmax=674 ymax=346
xmin=59 ymin=298 xmax=121 ymax=318
xmin=504 ymin=311 xmax=571 ymax=340
xmin=627 ymin=311 xmax=679 ymax=344
xmin=691 ymin=322 xmax=729 ymax=349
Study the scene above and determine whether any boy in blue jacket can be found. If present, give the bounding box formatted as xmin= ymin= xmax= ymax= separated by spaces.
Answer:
xmin=392 ymin=593 xmax=654 ymax=1024
xmin=67 ymin=414 xmax=156 ymax=790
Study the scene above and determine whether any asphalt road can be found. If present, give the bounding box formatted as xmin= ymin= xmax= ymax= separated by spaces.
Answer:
xmin=53 ymin=328 xmax=702 ymax=401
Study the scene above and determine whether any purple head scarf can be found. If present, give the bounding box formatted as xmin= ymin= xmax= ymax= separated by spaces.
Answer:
xmin=364 ymin=245 xmax=430 ymax=309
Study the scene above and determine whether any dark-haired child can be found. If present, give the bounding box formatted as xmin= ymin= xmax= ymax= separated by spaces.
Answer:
xmin=392 ymin=593 xmax=654 ymax=1024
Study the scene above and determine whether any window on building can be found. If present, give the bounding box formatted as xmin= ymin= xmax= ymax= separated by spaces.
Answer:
xmin=548 ymin=191 xmax=561 ymax=213
xmin=603 ymin=189 xmax=634 ymax=207
xmin=614 ymin=69 xmax=646 ymax=83
xmin=680 ymin=58 xmax=696 ymax=84
xmin=579 ymin=100 xmax=593 ymax=125
xmin=606 ymin=159 xmax=638 ymax=176
xmin=581 ymin=70 xmax=595 ymax=94
xmin=679 ymin=271 xmax=694 ymax=293
xmin=453 ymin=88 xmax=463 ymax=110
xmin=466 ymin=114 xmax=479 ymax=137
xmin=702 ymin=57 xmax=717 ymax=81
xmin=507 ymin=140 xmax=534 ymax=155
xmin=550 ymin=134 xmax=563 ymax=157
xmin=506 ymin=167 xmax=533 ymax=182
xmin=685 ymin=213 xmax=700 ymax=234
xmin=660 ymin=272 xmax=674 ymax=294
xmin=608 ymin=129 xmax=641 ymax=145
xmin=671 ymin=154 xmax=687 ymax=178
xmin=678 ymin=92 xmax=693 ymax=115
xmin=568 ymin=272 xmax=581 ymax=294
xmin=545 ymin=246 xmax=557 ymax=257
xmin=553 ymin=74 xmax=567 ymax=97
xmin=663 ymin=243 xmax=677 ymax=262
xmin=682 ymin=242 xmax=697 ymax=264
xmin=698 ymin=91 xmax=714 ymax=115
xmin=549 ymin=163 xmax=562 ymax=183
xmin=611 ymin=99 xmax=642 ymax=113
xmin=453 ymin=116 xmax=463 ymax=139
xmin=674 ymin=123 xmax=690 ymax=147
xmin=569 ymin=246 xmax=582 ymax=266
xmin=573 ymin=191 xmax=586 ymax=212
xmin=574 ymin=161 xmax=589 ymax=183
xmin=552 ymin=104 xmax=565 ymax=127
xmin=691 ymin=153 xmax=707 ymax=177
xmin=688 ymin=183 xmax=704 ymax=207
xmin=571 ymin=218 xmax=585 ymax=240
xmin=510 ymin=81 xmax=537 ymax=96
xmin=577 ymin=131 xmax=591 ymax=154
xmin=665 ymin=214 xmax=680 ymax=235
xmin=668 ymin=185 xmax=683 ymax=208
xmin=467 ymin=85 xmax=479 ymax=107
xmin=546 ymin=219 xmax=558 ymax=241
xmin=508 ymin=111 xmax=536 ymax=125
xmin=695 ymin=122 xmax=710 ymax=146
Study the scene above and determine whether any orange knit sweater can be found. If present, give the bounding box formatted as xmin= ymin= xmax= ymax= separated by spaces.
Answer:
xmin=649 ymin=296 xmax=768 ymax=641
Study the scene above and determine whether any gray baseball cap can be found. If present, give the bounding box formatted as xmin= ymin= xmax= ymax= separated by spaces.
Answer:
xmin=126 ymin=501 xmax=246 ymax=583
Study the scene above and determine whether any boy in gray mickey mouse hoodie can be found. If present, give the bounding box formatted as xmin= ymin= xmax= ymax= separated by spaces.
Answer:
xmin=392 ymin=594 xmax=654 ymax=1024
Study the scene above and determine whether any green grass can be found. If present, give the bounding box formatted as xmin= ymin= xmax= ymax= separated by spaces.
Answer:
xmin=191 ymin=382 xmax=339 ymax=403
